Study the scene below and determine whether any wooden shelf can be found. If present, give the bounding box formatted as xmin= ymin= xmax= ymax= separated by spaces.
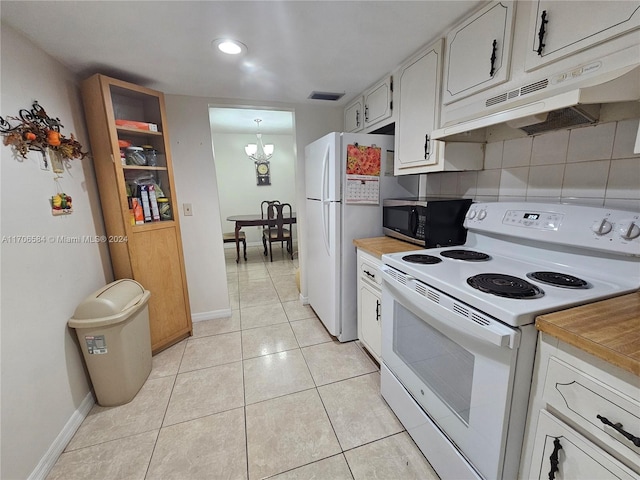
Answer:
xmin=122 ymin=165 xmax=168 ymax=172
xmin=116 ymin=126 xmax=163 ymax=137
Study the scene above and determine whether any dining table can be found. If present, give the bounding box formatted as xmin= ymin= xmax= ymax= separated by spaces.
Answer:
xmin=226 ymin=212 xmax=297 ymax=262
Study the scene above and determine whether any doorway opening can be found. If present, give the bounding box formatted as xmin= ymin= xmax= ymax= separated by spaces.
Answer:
xmin=209 ymin=106 xmax=296 ymax=260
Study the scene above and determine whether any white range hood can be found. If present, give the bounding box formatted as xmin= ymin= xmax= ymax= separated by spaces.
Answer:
xmin=432 ymin=63 xmax=640 ymax=142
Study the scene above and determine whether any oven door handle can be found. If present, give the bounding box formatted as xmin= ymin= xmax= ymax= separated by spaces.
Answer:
xmin=381 ymin=268 xmax=519 ymax=349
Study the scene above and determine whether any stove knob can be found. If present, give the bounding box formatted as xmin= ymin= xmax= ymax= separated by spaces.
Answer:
xmin=618 ymin=220 xmax=640 ymax=240
xmin=478 ymin=209 xmax=487 ymax=220
xmin=591 ymin=218 xmax=613 ymax=235
xmin=466 ymin=209 xmax=477 ymax=219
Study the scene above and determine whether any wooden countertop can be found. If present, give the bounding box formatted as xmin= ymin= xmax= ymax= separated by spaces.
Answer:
xmin=536 ymin=291 xmax=640 ymax=377
xmin=353 ymin=236 xmax=424 ymax=258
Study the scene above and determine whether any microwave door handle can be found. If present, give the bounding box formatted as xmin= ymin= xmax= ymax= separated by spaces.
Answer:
xmin=409 ymin=207 xmax=418 ymax=235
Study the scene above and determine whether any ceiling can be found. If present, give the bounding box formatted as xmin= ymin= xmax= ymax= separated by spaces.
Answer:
xmin=1 ymin=0 xmax=484 ymax=131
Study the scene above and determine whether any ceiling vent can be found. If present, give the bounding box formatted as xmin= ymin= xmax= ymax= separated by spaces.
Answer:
xmin=308 ymin=91 xmax=345 ymax=101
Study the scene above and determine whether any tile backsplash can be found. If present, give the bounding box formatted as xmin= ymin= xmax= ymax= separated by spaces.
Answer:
xmin=426 ymin=118 xmax=640 ymax=211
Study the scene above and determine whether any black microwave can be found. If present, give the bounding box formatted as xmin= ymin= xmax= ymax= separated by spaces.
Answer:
xmin=382 ymin=197 xmax=473 ymax=247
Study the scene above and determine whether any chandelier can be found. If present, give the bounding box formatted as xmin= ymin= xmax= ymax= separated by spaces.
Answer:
xmin=244 ymin=118 xmax=274 ymax=162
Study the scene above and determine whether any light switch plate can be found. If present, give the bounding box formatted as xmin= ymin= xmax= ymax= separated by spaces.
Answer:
xmin=183 ymin=203 xmax=193 ymax=216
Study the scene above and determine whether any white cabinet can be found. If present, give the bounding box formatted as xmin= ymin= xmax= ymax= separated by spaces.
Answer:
xmin=521 ymin=333 xmax=640 ymax=478
xmin=394 ymin=39 xmax=484 ymax=175
xmin=344 ymin=76 xmax=393 ymax=133
xmin=356 ymin=249 xmax=383 ymax=362
xmin=344 ymin=97 xmax=364 ymax=133
xmin=529 ymin=410 xmax=637 ymax=480
xmin=442 ymin=0 xmax=516 ymax=105
xmin=524 ymin=1 xmax=640 ymax=72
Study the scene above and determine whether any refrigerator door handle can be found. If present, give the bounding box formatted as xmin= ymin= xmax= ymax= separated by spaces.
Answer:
xmin=320 ymin=144 xmax=331 ymax=255
xmin=321 ymin=201 xmax=331 ymax=255
xmin=321 ymin=143 xmax=330 ymax=203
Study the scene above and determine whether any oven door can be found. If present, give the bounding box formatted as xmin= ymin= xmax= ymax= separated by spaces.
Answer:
xmin=381 ymin=266 xmax=521 ymax=480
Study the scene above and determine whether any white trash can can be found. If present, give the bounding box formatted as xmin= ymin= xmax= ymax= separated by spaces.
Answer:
xmin=68 ymin=279 xmax=151 ymax=407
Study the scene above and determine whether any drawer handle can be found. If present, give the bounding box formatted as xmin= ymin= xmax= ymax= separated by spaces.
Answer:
xmin=597 ymin=414 xmax=640 ymax=447
xmin=548 ymin=437 xmax=562 ymax=480
xmin=364 ymin=270 xmax=376 ymax=279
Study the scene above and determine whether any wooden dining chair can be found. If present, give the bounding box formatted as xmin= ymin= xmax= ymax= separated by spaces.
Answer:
xmin=263 ymin=202 xmax=293 ymax=262
xmin=261 ymin=200 xmax=280 ymax=256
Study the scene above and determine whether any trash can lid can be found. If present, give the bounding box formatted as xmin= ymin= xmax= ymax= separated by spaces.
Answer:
xmin=72 ymin=279 xmax=146 ymax=320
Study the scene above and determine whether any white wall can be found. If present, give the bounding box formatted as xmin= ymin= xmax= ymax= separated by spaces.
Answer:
xmin=1 ymin=24 xmax=111 ymax=480
xmin=165 ymin=94 xmax=342 ymax=320
xmin=425 ymin=119 xmax=640 ymax=211
xmin=214 ymin=132 xmax=296 ymax=245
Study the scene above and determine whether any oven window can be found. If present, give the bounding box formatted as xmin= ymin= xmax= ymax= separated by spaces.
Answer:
xmin=393 ymin=303 xmax=475 ymax=424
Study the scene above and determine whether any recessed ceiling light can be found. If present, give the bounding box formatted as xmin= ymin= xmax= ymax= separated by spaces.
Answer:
xmin=212 ymin=39 xmax=247 ymax=56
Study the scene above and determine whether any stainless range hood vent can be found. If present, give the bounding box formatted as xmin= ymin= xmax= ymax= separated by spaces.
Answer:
xmin=515 ymin=105 xmax=599 ymax=135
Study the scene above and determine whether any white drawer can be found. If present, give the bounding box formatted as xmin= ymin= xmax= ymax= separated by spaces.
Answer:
xmin=358 ymin=252 xmax=382 ymax=288
xmin=529 ymin=409 xmax=637 ymax=480
xmin=543 ymin=356 xmax=640 ymax=472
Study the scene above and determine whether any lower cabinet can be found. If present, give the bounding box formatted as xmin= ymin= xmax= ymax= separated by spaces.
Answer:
xmin=522 ymin=333 xmax=639 ymax=479
xmin=529 ymin=410 xmax=636 ymax=480
xmin=356 ymin=249 xmax=383 ymax=362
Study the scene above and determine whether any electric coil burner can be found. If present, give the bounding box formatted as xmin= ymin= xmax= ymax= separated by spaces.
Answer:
xmin=467 ymin=273 xmax=545 ymax=299
xmin=440 ymin=249 xmax=491 ymax=261
xmin=526 ymin=271 xmax=590 ymax=289
xmin=402 ymin=254 xmax=442 ymax=265
xmin=380 ymin=202 xmax=640 ymax=480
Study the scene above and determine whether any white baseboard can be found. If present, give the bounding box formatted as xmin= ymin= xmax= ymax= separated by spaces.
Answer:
xmin=28 ymin=391 xmax=95 ymax=480
xmin=192 ymin=309 xmax=232 ymax=323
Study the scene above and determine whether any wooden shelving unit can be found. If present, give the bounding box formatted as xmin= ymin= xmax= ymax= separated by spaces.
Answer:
xmin=81 ymin=74 xmax=192 ymax=354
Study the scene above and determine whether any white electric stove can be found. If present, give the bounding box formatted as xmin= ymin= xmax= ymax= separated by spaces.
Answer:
xmin=380 ymin=202 xmax=640 ymax=480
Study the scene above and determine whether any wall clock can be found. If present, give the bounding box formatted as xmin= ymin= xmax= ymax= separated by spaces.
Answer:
xmin=256 ymin=161 xmax=271 ymax=186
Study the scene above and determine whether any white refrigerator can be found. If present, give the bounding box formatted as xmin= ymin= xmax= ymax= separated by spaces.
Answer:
xmin=304 ymin=132 xmax=418 ymax=342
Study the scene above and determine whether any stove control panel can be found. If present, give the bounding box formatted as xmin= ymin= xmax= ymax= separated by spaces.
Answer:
xmin=501 ymin=210 xmax=563 ymax=231
xmin=465 ymin=202 xmax=640 ymax=256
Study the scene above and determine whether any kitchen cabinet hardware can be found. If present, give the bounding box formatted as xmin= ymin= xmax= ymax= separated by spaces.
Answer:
xmin=490 ymin=39 xmax=497 ymax=76
xmin=423 ymin=134 xmax=429 ymax=159
xmin=355 ymin=110 xmax=360 ymax=128
xmin=548 ymin=437 xmax=562 ymax=480
xmin=364 ymin=269 xmax=375 ymax=279
xmin=376 ymin=299 xmax=381 ymax=322
xmin=596 ymin=414 xmax=640 ymax=447
xmin=536 ymin=10 xmax=548 ymax=56
xmin=364 ymin=105 xmax=369 ymax=123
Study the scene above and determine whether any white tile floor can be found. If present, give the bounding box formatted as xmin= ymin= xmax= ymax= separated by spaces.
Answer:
xmin=47 ymin=243 xmax=439 ymax=480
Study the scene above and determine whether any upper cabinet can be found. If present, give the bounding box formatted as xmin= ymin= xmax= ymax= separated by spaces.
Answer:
xmin=344 ymin=97 xmax=364 ymax=133
xmin=524 ymin=1 xmax=640 ymax=72
xmin=344 ymin=75 xmax=393 ymax=133
xmin=442 ymin=1 xmax=516 ymax=105
xmin=394 ymin=39 xmax=484 ymax=175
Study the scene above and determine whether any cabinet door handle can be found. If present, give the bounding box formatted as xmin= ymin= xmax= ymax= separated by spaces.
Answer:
xmin=597 ymin=414 xmax=640 ymax=447
xmin=364 ymin=105 xmax=369 ymax=123
xmin=537 ymin=10 xmax=548 ymax=56
xmin=356 ymin=110 xmax=360 ymax=127
xmin=548 ymin=437 xmax=562 ymax=480
xmin=376 ymin=300 xmax=381 ymax=322
xmin=424 ymin=134 xmax=430 ymax=159
xmin=489 ymin=39 xmax=497 ymax=77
